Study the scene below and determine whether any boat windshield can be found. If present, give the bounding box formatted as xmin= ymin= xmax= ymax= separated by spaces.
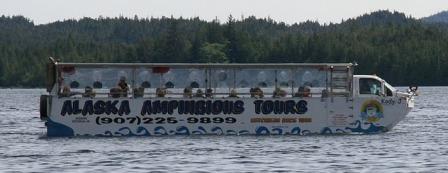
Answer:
xmin=54 ymin=63 xmax=353 ymax=98
xmin=384 ymin=81 xmax=396 ymax=96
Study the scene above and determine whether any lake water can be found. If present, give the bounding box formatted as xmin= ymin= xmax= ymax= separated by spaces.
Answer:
xmin=0 ymin=87 xmax=447 ymax=172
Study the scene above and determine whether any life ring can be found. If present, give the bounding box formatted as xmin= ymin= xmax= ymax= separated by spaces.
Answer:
xmin=409 ymin=85 xmax=418 ymax=92
xmin=40 ymin=95 xmax=48 ymax=120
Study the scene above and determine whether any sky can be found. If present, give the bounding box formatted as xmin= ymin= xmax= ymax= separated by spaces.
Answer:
xmin=1 ymin=0 xmax=447 ymax=25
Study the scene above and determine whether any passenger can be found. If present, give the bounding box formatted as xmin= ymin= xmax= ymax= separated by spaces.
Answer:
xmin=294 ymin=86 xmax=304 ymax=97
xmin=117 ymin=76 xmax=129 ymax=97
xmin=133 ymin=86 xmax=144 ymax=98
xmin=229 ymin=89 xmax=239 ymax=98
xmin=110 ymin=87 xmax=121 ymax=98
xmin=205 ymin=88 xmax=213 ymax=98
xmin=294 ymin=86 xmax=311 ymax=97
xmin=60 ymin=85 xmax=73 ymax=97
xmin=156 ymin=88 xmax=167 ymax=97
xmin=82 ymin=86 xmax=96 ymax=98
xmin=194 ymin=89 xmax=205 ymax=98
xmin=253 ymin=87 xmax=264 ymax=98
xmin=183 ymin=87 xmax=192 ymax=98
xmin=273 ymin=88 xmax=287 ymax=98
xmin=303 ymin=86 xmax=311 ymax=97
xmin=250 ymin=87 xmax=264 ymax=99
xmin=250 ymin=88 xmax=256 ymax=98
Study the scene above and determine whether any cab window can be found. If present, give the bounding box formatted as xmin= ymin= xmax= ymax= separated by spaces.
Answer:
xmin=385 ymin=86 xmax=393 ymax=96
xmin=359 ymin=78 xmax=381 ymax=95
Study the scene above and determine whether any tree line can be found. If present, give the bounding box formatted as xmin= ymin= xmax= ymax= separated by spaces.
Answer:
xmin=0 ymin=10 xmax=448 ymax=87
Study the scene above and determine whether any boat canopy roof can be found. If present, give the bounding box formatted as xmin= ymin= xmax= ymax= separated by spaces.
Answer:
xmin=55 ymin=62 xmax=354 ymax=68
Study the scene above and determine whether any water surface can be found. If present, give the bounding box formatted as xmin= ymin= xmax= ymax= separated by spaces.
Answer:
xmin=0 ymin=87 xmax=447 ymax=172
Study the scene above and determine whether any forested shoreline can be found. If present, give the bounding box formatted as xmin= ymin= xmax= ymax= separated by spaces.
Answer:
xmin=1 ymin=10 xmax=448 ymax=87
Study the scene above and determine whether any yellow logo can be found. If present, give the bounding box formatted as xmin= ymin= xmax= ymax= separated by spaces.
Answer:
xmin=360 ymin=100 xmax=384 ymax=123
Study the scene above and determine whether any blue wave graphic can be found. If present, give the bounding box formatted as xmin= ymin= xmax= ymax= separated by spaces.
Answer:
xmin=114 ymin=127 xmax=134 ymax=136
xmin=136 ymin=126 xmax=151 ymax=136
xmin=226 ymin=130 xmax=237 ymax=135
xmin=211 ymin=127 xmax=224 ymax=135
xmin=321 ymin=127 xmax=333 ymax=134
xmin=255 ymin=126 xmax=270 ymax=135
xmin=345 ymin=120 xmax=385 ymax=134
xmin=301 ymin=130 xmax=311 ymax=135
xmin=192 ymin=126 xmax=207 ymax=135
xmin=238 ymin=130 xmax=250 ymax=135
xmin=154 ymin=126 xmax=168 ymax=135
xmin=272 ymin=128 xmax=283 ymax=135
xmin=175 ymin=126 xmax=190 ymax=135
xmin=290 ymin=127 xmax=301 ymax=135
xmin=94 ymin=131 xmax=113 ymax=137
xmin=77 ymin=120 xmax=388 ymax=137
xmin=335 ymin=129 xmax=346 ymax=133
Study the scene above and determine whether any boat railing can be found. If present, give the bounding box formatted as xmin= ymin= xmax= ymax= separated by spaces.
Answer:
xmin=47 ymin=60 xmax=355 ymax=99
xmin=56 ymin=90 xmax=335 ymax=99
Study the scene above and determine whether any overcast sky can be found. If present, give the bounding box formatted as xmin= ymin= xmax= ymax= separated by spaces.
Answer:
xmin=1 ymin=0 xmax=447 ymax=25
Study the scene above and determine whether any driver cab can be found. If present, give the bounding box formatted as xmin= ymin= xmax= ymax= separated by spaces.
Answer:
xmin=353 ymin=75 xmax=396 ymax=98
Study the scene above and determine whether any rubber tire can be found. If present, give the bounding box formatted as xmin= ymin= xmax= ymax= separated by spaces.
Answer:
xmin=40 ymin=95 xmax=48 ymax=120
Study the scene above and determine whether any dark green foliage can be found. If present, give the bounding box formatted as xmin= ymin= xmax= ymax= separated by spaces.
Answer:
xmin=1 ymin=10 xmax=448 ymax=87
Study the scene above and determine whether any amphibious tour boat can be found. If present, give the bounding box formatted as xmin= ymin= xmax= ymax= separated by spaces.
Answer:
xmin=40 ymin=58 xmax=417 ymax=137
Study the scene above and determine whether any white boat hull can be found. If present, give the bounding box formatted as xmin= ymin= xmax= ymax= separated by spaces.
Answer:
xmin=45 ymin=96 xmax=412 ymax=137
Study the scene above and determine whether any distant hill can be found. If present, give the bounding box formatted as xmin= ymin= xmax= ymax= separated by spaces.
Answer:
xmin=421 ymin=11 xmax=448 ymax=23
xmin=343 ymin=10 xmax=412 ymax=26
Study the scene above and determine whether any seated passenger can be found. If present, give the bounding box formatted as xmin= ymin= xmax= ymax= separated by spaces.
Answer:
xmin=273 ymin=88 xmax=287 ymax=98
xmin=194 ymin=89 xmax=205 ymax=98
xmin=294 ymin=86 xmax=304 ymax=97
xmin=156 ymin=88 xmax=167 ymax=97
xmin=303 ymin=86 xmax=311 ymax=97
xmin=110 ymin=87 xmax=121 ymax=98
xmin=250 ymin=88 xmax=255 ymax=98
xmin=205 ymin=88 xmax=213 ymax=98
xmin=229 ymin=89 xmax=239 ymax=98
xmin=133 ymin=86 xmax=144 ymax=98
xmin=183 ymin=87 xmax=192 ymax=98
xmin=82 ymin=86 xmax=96 ymax=98
xmin=254 ymin=87 xmax=264 ymax=98
xmin=60 ymin=85 xmax=73 ymax=97
xmin=118 ymin=76 xmax=129 ymax=97
xmin=294 ymin=86 xmax=311 ymax=98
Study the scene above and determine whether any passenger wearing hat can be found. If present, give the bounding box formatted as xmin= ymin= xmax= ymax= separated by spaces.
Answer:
xmin=205 ymin=88 xmax=213 ymax=98
xmin=194 ymin=89 xmax=205 ymax=98
xmin=118 ymin=76 xmax=129 ymax=97
xmin=60 ymin=85 xmax=73 ymax=97
xmin=229 ymin=89 xmax=239 ymax=98
xmin=183 ymin=87 xmax=192 ymax=98
xmin=82 ymin=86 xmax=96 ymax=98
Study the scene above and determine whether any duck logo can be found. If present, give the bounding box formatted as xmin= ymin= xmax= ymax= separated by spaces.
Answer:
xmin=360 ymin=100 xmax=384 ymax=123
